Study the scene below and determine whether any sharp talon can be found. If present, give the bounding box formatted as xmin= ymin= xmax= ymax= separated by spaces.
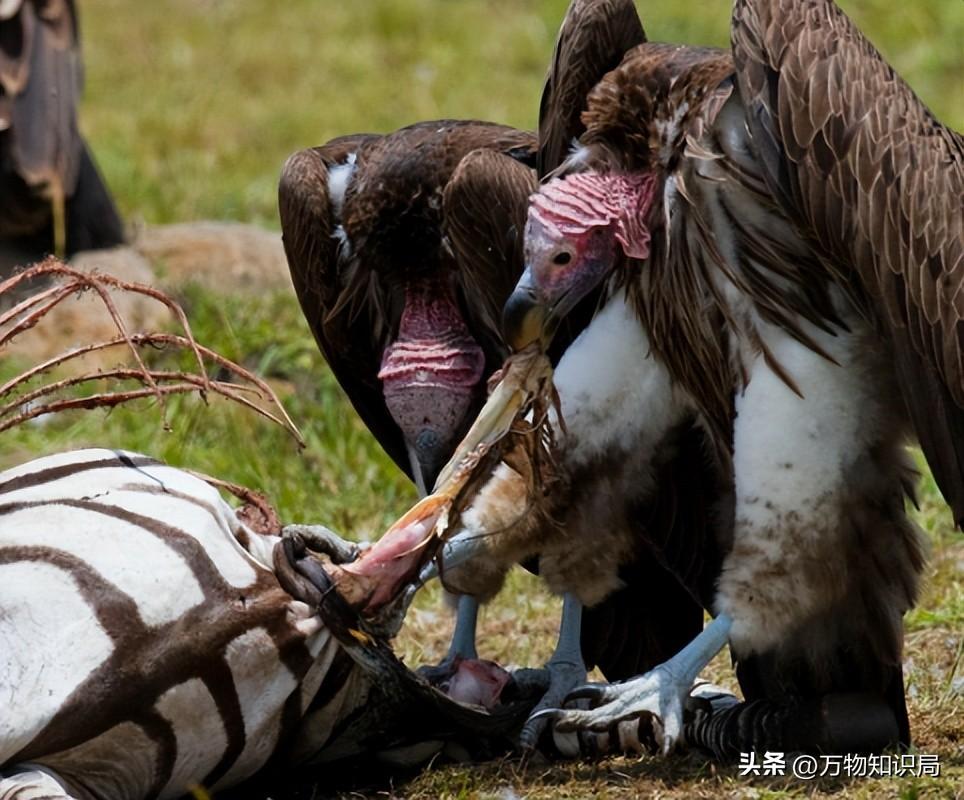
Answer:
xmin=552 ymin=717 xmax=580 ymax=734
xmin=565 ymin=683 xmax=607 ymax=703
xmin=519 ymin=719 xmax=545 ymax=752
xmin=527 ymin=707 xmax=562 ymax=724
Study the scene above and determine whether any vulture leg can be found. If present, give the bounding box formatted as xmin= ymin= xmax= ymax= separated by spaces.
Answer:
xmin=532 ymin=613 xmax=733 ymax=754
xmin=416 ymin=532 xmax=489 ymax=680
xmin=446 ymin=594 xmax=480 ymax=661
xmin=518 ymin=592 xmax=587 ymax=750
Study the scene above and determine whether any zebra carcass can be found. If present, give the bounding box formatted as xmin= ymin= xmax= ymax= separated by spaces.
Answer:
xmin=0 ymin=446 xmax=549 ymax=800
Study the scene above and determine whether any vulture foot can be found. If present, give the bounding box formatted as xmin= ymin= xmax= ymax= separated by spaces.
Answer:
xmin=532 ymin=662 xmax=692 ymax=754
xmin=519 ymin=656 xmax=587 ymax=751
xmin=532 ymin=614 xmax=733 ymax=755
xmin=282 ymin=524 xmax=364 ymax=564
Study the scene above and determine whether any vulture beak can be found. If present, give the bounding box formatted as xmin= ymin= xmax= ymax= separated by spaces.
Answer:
xmin=502 ymin=267 xmax=555 ymax=352
xmin=503 ymin=214 xmax=617 ymax=353
xmin=406 ymin=443 xmax=436 ymax=498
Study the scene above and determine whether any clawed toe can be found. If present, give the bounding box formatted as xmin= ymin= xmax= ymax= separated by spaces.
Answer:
xmin=283 ymin=524 xmax=359 ymax=564
xmin=520 ymin=706 xmax=565 ymax=750
xmin=564 ymin=682 xmax=609 ymax=704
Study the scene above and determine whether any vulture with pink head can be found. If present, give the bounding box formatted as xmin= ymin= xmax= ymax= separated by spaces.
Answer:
xmin=472 ymin=0 xmax=962 ymax=757
xmin=0 ymin=0 xmax=123 ymax=268
xmin=279 ymin=121 xmax=539 ymax=494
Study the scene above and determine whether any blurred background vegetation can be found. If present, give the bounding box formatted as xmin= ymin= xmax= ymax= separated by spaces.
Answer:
xmin=2 ymin=1 xmax=961 ymax=795
xmin=82 ymin=0 xmax=962 ymax=227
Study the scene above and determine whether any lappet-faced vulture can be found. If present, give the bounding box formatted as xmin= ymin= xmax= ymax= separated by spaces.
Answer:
xmin=0 ymin=0 xmax=123 ymax=268
xmin=411 ymin=5 xmax=737 ymax=751
xmin=279 ymin=120 xmax=544 ymax=668
xmin=489 ymin=0 xmax=960 ymax=756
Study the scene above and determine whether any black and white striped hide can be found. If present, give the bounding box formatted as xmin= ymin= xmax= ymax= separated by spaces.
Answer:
xmin=0 ymin=448 xmax=367 ymax=799
xmin=0 ymin=449 xmax=546 ymax=800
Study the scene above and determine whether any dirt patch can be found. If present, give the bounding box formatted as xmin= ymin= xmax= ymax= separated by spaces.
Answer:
xmin=133 ymin=221 xmax=292 ymax=294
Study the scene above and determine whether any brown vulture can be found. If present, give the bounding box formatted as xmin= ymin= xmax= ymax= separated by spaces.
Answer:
xmin=484 ymin=0 xmax=961 ymax=757
xmin=279 ymin=121 xmax=540 ymax=494
xmin=279 ymin=120 xmax=544 ymax=671
xmin=0 ymin=0 xmax=124 ymax=270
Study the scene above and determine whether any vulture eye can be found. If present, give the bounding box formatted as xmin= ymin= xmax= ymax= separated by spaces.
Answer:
xmin=552 ymin=251 xmax=572 ymax=266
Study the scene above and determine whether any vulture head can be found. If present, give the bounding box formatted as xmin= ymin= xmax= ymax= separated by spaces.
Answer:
xmin=504 ymin=171 xmax=657 ymax=350
xmin=504 ymin=39 xmax=731 ymax=352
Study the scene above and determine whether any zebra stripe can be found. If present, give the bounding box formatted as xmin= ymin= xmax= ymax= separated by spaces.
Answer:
xmin=0 ymin=449 xmax=364 ymax=800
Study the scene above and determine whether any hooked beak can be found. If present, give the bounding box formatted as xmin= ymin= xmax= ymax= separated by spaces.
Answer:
xmin=502 ymin=268 xmax=555 ymax=352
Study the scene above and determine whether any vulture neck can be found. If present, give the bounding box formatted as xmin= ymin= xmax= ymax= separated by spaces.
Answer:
xmin=552 ymin=291 xmax=688 ymax=468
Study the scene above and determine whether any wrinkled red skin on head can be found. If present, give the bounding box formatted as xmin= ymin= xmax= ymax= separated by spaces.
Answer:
xmin=525 ymin=216 xmax=616 ymax=304
xmin=378 ymin=281 xmax=485 ymax=480
xmin=522 ymin=172 xmax=657 ymax=315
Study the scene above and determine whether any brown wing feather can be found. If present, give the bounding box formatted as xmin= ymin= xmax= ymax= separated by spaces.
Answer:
xmin=731 ymin=0 xmax=964 ymax=521
xmin=279 ymin=135 xmax=413 ymax=475
xmin=442 ymin=147 xmax=537 ymax=361
xmin=538 ymin=0 xmax=646 ymax=177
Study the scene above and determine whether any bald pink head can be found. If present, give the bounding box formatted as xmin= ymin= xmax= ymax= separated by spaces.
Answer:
xmin=528 ymin=172 xmax=657 ymax=260
xmin=503 ymin=172 xmax=657 ymax=350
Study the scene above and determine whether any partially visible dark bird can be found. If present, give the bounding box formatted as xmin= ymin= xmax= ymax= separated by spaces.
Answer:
xmin=279 ymin=121 xmax=538 ymax=494
xmin=279 ymin=120 xmax=542 ymax=670
xmin=0 ymin=0 xmax=124 ymax=269
xmin=495 ymin=0 xmax=960 ymax=757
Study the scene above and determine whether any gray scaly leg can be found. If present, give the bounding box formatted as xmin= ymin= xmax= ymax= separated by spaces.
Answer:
xmin=519 ymin=592 xmax=587 ymax=751
xmin=531 ymin=613 xmax=733 ymax=754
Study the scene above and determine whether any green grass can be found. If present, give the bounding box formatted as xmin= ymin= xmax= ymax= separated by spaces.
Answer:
xmin=79 ymin=0 xmax=963 ymax=228
xmin=3 ymin=0 xmax=963 ymax=797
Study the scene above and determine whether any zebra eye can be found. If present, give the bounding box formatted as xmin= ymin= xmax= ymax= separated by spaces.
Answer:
xmin=552 ymin=251 xmax=572 ymax=266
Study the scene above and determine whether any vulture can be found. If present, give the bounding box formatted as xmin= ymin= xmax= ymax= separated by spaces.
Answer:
xmin=488 ymin=0 xmax=960 ymax=756
xmin=0 ymin=0 xmax=124 ymax=269
xmin=278 ymin=119 xmax=718 ymax=750
xmin=399 ymin=6 xmax=737 ymax=751
xmin=279 ymin=120 xmax=543 ymax=668
xmin=279 ymin=121 xmax=539 ymax=494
